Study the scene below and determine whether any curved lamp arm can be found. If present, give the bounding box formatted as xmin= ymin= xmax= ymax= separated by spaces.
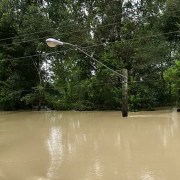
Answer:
xmin=46 ymin=38 xmax=126 ymax=79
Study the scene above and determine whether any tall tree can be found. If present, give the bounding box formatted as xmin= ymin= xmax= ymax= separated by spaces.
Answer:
xmin=0 ymin=0 xmax=52 ymax=110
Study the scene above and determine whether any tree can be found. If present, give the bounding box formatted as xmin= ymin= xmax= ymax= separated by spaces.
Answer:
xmin=0 ymin=0 xmax=52 ymax=110
xmin=0 ymin=0 xmax=179 ymax=111
xmin=164 ymin=61 xmax=180 ymax=111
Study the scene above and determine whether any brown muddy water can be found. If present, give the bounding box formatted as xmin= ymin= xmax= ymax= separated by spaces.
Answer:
xmin=0 ymin=109 xmax=180 ymax=180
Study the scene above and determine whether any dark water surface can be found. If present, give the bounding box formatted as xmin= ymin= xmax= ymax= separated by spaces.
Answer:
xmin=0 ymin=109 xmax=180 ymax=180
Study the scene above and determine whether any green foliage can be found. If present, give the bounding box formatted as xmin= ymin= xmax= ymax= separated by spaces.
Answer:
xmin=164 ymin=60 xmax=180 ymax=108
xmin=164 ymin=61 xmax=180 ymax=95
xmin=129 ymin=83 xmax=157 ymax=111
xmin=165 ymin=61 xmax=180 ymax=82
xmin=0 ymin=0 xmax=179 ymax=111
xmin=0 ymin=88 xmax=21 ymax=110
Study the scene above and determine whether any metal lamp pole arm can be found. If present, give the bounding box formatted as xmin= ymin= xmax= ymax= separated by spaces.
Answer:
xmin=64 ymin=42 xmax=126 ymax=79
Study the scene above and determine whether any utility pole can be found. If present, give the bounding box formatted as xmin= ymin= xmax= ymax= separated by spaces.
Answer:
xmin=177 ymin=89 xmax=180 ymax=112
xmin=122 ymin=69 xmax=128 ymax=117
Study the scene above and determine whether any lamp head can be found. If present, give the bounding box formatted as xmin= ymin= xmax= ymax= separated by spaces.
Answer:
xmin=46 ymin=38 xmax=64 ymax=47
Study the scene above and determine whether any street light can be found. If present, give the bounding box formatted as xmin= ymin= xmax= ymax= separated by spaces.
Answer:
xmin=46 ymin=38 xmax=128 ymax=117
xmin=46 ymin=38 xmax=64 ymax=47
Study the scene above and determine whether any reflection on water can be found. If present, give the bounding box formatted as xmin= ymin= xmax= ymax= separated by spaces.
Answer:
xmin=0 ymin=109 xmax=179 ymax=180
xmin=47 ymin=127 xmax=63 ymax=179
xmin=141 ymin=170 xmax=155 ymax=180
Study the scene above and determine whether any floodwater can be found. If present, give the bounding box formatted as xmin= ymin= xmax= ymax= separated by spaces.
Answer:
xmin=0 ymin=110 xmax=180 ymax=180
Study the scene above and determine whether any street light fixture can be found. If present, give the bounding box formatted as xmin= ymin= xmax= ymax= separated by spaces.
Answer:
xmin=46 ymin=38 xmax=128 ymax=117
xmin=46 ymin=38 xmax=64 ymax=47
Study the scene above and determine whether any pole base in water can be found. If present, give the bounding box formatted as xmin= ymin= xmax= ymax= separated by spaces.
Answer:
xmin=122 ymin=111 xmax=128 ymax=117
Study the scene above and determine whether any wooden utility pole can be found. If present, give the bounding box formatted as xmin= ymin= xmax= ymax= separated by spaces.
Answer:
xmin=122 ymin=69 xmax=128 ymax=117
xmin=177 ymin=89 xmax=180 ymax=112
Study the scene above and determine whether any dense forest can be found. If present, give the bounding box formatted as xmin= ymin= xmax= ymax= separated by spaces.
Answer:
xmin=0 ymin=0 xmax=179 ymax=111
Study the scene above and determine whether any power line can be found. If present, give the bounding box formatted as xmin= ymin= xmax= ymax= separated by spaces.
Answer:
xmin=1 ymin=14 xmax=180 ymax=49
xmin=1 ymin=25 xmax=180 ymax=53
xmin=0 ymin=22 xmax=125 ymax=48
xmin=0 ymin=29 xmax=178 ymax=63
xmin=1 ymin=8 xmax=180 ymax=43
xmin=0 ymin=14 xmax=128 ymax=42
xmin=0 ymin=14 xmax=125 ymax=42
xmin=0 ymin=49 xmax=75 ymax=62
xmin=81 ymin=30 xmax=180 ymax=49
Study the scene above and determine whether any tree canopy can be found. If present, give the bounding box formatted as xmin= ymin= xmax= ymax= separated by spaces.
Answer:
xmin=0 ymin=0 xmax=179 ymax=111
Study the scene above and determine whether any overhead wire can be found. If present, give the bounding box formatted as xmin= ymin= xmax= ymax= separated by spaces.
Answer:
xmin=81 ymin=30 xmax=180 ymax=49
xmin=0 ymin=13 xmax=131 ymax=43
xmin=0 ymin=21 xmax=126 ymax=47
xmin=1 ymin=13 xmax=180 ymax=49
xmin=0 ymin=12 xmax=126 ymax=42
xmin=0 ymin=27 xmax=179 ymax=63
xmin=1 ymin=7 xmax=180 ymax=43
xmin=0 ymin=48 xmax=75 ymax=62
